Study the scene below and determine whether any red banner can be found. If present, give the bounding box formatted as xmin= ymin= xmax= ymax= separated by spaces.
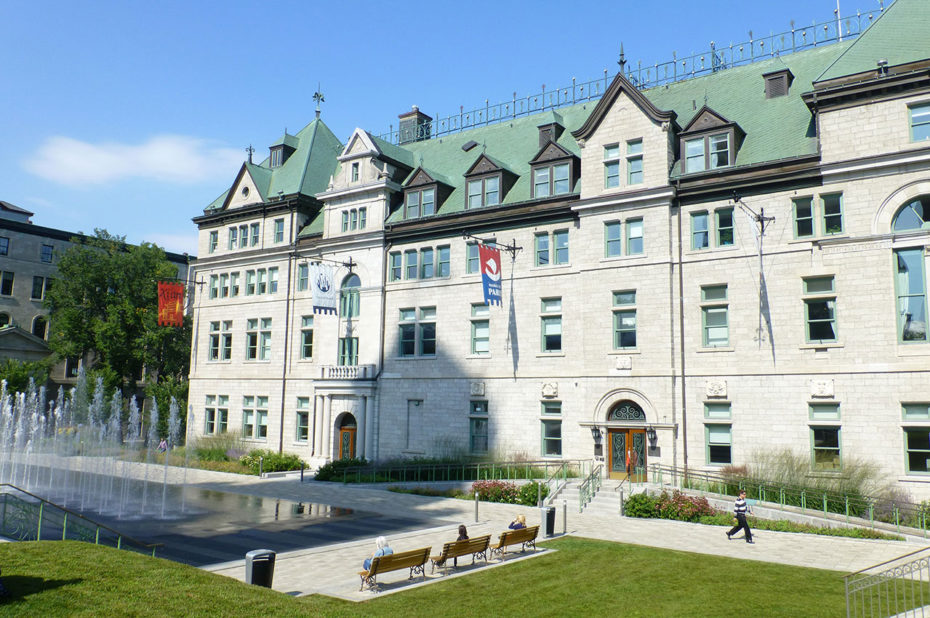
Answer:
xmin=478 ymin=244 xmax=502 ymax=306
xmin=157 ymin=282 xmax=185 ymax=327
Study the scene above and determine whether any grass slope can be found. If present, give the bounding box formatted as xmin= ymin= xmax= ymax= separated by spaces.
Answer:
xmin=0 ymin=537 xmax=846 ymax=617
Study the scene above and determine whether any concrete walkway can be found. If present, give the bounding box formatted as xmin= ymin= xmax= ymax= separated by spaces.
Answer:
xmin=154 ymin=468 xmax=929 ymax=602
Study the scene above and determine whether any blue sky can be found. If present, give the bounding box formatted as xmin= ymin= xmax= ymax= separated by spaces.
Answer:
xmin=1 ymin=0 xmax=881 ymax=256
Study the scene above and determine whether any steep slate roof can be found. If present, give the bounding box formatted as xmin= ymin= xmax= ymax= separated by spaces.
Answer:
xmin=817 ymin=0 xmax=927 ymax=82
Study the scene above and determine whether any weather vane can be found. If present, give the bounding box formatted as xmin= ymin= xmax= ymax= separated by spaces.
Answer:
xmin=246 ymin=144 xmax=255 ymax=164
xmin=313 ymin=84 xmax=325 ymax=118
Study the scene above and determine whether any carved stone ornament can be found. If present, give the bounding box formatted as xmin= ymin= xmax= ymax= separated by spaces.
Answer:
xmin=615 ymin=355 xmax=632 ymax=370
xmin=810 ymin=379 xmax=835 ymax=398
xmin=470 ymin=382 xmax=486 ymax=397
xmin=541 ymin=382 xmax=559 ymax=398
xmin=704 ymin=379 xmax=727 ymax=398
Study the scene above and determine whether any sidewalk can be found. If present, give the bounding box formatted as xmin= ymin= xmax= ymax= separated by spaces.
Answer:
xmin=179 ymin=470 xmax=928 ymax=602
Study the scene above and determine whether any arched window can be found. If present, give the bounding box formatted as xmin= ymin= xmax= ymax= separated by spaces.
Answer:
xmin=340 ymin=274 xmax=360 ymax=318
xmin=32 ymin=316 xmax=47 ymax=340
xmin=0 ymin=313 xmax=10 ymax=327
xmin=893 ymin=196 xmax=930 ymax=231
xmin=607 ymin=400 xmax=646 ymax=421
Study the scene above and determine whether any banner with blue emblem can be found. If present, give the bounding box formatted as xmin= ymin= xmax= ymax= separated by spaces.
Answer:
xmin=310 ymin=263 xmax=337 ymax=314
xmin=479 ymin=244 xmax=502 ymax=306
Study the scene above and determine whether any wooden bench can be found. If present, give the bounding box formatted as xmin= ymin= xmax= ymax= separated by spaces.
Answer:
xmin=489 ymin=525 xmax=539 ymax=560
xmin=429 ymin=534 xmax=491 ymax=574
xmin=358 ymin=546 xmax=431 ymax=592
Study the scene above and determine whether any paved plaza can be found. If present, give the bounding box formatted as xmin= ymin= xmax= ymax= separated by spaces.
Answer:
xmin=140 ymin=467 xmax=930 ymax=602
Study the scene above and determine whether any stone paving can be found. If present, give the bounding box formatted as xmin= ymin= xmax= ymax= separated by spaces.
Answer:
xmin=151 ymin=467 xmax=930 ymax=602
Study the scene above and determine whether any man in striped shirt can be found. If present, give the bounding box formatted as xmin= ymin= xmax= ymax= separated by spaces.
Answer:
xmin=726 ymin=489 xmax=754 ymax=543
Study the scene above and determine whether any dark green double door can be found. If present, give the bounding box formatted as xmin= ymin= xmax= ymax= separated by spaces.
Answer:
xmin=608 ymin=429 xmax=647 ymax=482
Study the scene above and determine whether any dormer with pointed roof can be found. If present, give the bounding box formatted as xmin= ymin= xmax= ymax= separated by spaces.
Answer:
xmin=678 ymin=106 xmax=745 ymax=175
xmin=529 ymin=139 xmax=579 ymax=200
xmin=463 ymin=153 xmax=517 ymax=209
xmin=400 ymin=166 xmax=454 ymax=220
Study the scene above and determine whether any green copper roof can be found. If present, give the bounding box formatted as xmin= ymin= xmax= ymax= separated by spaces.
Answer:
xmin=817 ymin=0 xmax=927 ymax=82
xmin=270 ymin=132 xmax=300 ymax=149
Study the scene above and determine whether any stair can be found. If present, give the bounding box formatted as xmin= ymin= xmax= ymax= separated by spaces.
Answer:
xmin=555 ymin=479 xmax=639 ymax=518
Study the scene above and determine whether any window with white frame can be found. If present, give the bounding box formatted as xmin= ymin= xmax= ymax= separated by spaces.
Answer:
xmin=274 ymin=218 xmax=284 ymax=243
xmin=208 ymin=320 xmax=232 ymax=361
xmin=467 ymin=176 xmax=500 ymax=208
xmin=701 ymin=285 xmax=728 ymax=348
xmin=532 ymin=162 xmax=570 ymax=198
xmin=208 ymin=231 xmax=218 ymax=253
xmin=297 ymin=264 xmax=309 ymax=291
xmin=351 ymin=161 xmax=359 ymax=182
xmin=404 ymin=250 xmax=418 ymax=280
xmin=793 ymin=197 xmax=814 ymax=238
xmin=904 ymin=404 xmax=930 ymax=474
xmin=243 ymin=395 xmax=269 ymax=439
xmin=469 ymin=401 xmax=488 ymax=453
xmin=205 ymin=395 xmax=229 ymax=434
xmin=691 ymin=212 xmax=709 ymax=249
xmin=911 ymin=103 xmax=930 ymax=142
xmin=300 ymin=316 xmax=313 ymax=359
xmin=716 ymin=208 xmax=734 ymax=246
xmin=540 ymin=297 xmax=562 ymax=353
xmin=803 ymin=276 xmax=837 ymax=343
xmin=541 ymin=401 xmax=562 ymax=457
xmin=420 ymin=248 xmax=434 ymax=279
xmin=626 ymin=218 xmax=643 ymax=255
xmin=466 ymin=243 xmax=480 ymax=274
xmin=471 ymin=304 xmax=490 ymax=355
xmin=250 ymin=223 xmax=260 ymax=246
xmin=405 ymin=187 xmax=435 ymax=219
xmin=238 ymin=224 xmax=248 ymax=249
xmin=612 ymin=291 xmax=636 ymax=349
xmin=605 ymin=221 xmax=622 ymax=257
xmin=296 ymin=397 xmax=310 ymax=442
xmin=894 ymin=248 xmax=928 ymax=342
xmin=340 ymin=274 xmax=360 ymax=318
xmin=704 ymin=402 xmax=732 ymax=465
xmin=822 ymin=194 xmax=844 ymax=235
xmin=228 ymin=226 xmax=238 ymax=250
xmin=438 ymin=245 xmax=450 ymax=277
xmin=245 ymin=270 xmax=255 ymax=296
xmin=246 ymin=318 xmax=271 ymax=360
xmin=627 ymin=139 xmax=643 ymax=184
xmin=683 ymin=133 xmax=730 ymax=173
xmin=388 ymin=252 xmax=402 ymax=282
xmin=604 ymin=144 xmax=621 ymax=189
xmin=535 ymin=230 xmax=568 ymax=266
xmin=209 ymin=275 xmax=218 ymax=299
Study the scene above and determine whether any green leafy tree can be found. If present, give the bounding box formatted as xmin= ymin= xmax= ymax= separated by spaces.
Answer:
xmin=0 ymin=358 xmax=53 ymax=393
xmin=44 ymin=230 xmax=191 ymax=400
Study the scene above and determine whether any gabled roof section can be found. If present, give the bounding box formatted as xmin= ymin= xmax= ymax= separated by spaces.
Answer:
xmin=572 ymin=72 xmax=678 ymax=141
xmin=0 ymin=325 xmax=50 ymax=354
xmin=529 ymin=140 xmax=575 ymax=165
xmin=402 ymin=166 xmax=455 ymax=190
xmin=680 ymin=106 xmax=733 ymax=134
xmin=816 ymin=0 xmax=929 ymax=84
xmin=270 ymin=132 xmax=300 ymax=149
xmin=464 ymin=153 xmax=512 ymax=177
xmin=219 ymin=163 xmax=268 ymax=211
xmin=0 ymin=200 xmax=33 ymax=217
xmin=340 ymin=129 xmax=381 ymax=160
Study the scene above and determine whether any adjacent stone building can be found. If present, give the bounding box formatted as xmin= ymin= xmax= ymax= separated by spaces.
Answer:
xmin=188 ymin=0 xmax=930 ymax=497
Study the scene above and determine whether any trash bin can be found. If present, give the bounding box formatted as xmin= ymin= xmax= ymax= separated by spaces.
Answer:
xmin=542 ymin=506 xmax=556 ymax=537
xmin=245 ymin=549 xmax=276 ymax=587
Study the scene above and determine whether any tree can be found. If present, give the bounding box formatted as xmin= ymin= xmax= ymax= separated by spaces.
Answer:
xmin=44 ymin=230 xmax=191 ymax=399
xmin=0 ymin=357 xmax=52 ymax=393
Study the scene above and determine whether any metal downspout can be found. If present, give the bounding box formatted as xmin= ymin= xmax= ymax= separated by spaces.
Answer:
xmin=676 ymin=196 xmax=688 ymax=476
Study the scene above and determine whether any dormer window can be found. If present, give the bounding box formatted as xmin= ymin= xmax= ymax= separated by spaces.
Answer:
xmin=467 ymin=176 xmax=500 ymax=208
xmin=679 ymin=107 xmax=743 ymax=175
xmin=533 ymin=162 xmax=570 ymax=198
xmin=763 ymin=69 xmax=794 ymax=99
xmin=405 ymin=187 xmax=435 ymax=219
xmin=684 ymin=134 xmax=730 ymax=173
xmin=270 ymin=147 xmax=283 ymax=168
xmin=351 ymin=162 xmax=360 ymax=182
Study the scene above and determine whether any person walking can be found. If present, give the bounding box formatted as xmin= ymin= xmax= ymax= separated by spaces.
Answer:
xmin=726 ymin=490 xmax=753 ymax=544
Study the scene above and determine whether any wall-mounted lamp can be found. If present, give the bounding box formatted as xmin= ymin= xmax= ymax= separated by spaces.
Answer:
xmin=646 ymin=426 xmax=658 ymax=447
xmin=590 ymin=427 xmax=602 ymax=444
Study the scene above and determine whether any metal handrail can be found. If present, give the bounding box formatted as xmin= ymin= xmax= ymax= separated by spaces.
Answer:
xmin=542 ymin=462 xmax=570 ymax=507
xmin=578 ymin=464 xmax=602 ymax=513
xmin=0 ymin=484 xmax=161 ymax=557
xmin=845 ymin=546 xmax=930 ymax=617
xmin=338 ymin=459 xmax=586 ymax=485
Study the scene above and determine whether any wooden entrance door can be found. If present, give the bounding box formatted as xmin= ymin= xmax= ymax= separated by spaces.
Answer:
xmin=607 ymin=429 xmax=647 ymax=482
xmin=338 ymin=427 xmax=356 ymax=460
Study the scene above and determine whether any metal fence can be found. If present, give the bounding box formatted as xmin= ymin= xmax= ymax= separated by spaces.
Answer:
xmin=337 ymin=459 xmax=586 ymax=486
xmin=0 ymin=484 xmax=160 ymax=557
xmin=846 ymin=547 xmax=930 ymax=617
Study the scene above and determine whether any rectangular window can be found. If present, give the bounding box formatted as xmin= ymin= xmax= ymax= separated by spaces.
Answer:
xmin=205 ymin=395 xmax=217 ymax=434
xmin=604 ymin=144 xmax=620 ymax=189
xmin=471 ymin=304 xmax=490 ymax=354
xmin=256 ymin=396 xmax=268 ymax=439
xmin=811 ymin=426 xmax=841 ymax=471
xmin=246 ymin=318 xmax=258 ymax=360
xmin=793 ymin=197 xmax=814 ymax=238
xmin=484 ymin=177 xmax=499 ymax=207
xmin=208 ymin=321 xmax=220 ymax=361
xmin=627 ymin=139 xmax=643 ymax=184
xmin=351 ymin=162 xmax=359 ymax=182
xmin=896 ymin=248 xmax=929 ymax=342
xmin=541 ymin=297 xmax=562 ymax=353
xmin=300 ymin=316 xmax=313 ymax=359
xmin=0 ymin=237 xmax=8 ymax=256
xmin=822 ymin=193 xmax=844 ymax=235
xmin=245 ymin=270 xmax=255 ymax=296
xmin=338 ymin=337 xmax=358 ymax=365
xmin=350 ymin=209 xmax=358 ymax=230
xmin=705 ymin=403 xmax=732 ymax=419
xmin=803 ymin=276 xmax=837 ymax=343
xmin=268 ymin=267 xmax=278 ymax=294
xmin=469 ymin=401 xmax=489 ymax=453
xmin=359 ymin=207 xmax=367 ymax=229
xmin=701 ymin=285 xmax=729 ymax=348
xmin=421 ymin=188 xmax=435 ymax=216
xmin=716 ymin=208 xmax=734 ymax=246
xmin=613 ymin=290 xmax=636 ymax=349
xmin=605 ymin=221 xmax=622 ymax=257
xmin=905 ymin=428 xmax=930 ymax=474
xmin=209 ymin=275 xmax=218 ymax=300
xmin=208 ymin=231 xmax=218 ymax=253
xmin=274 ymin=219 xmax=284 ymax=243
xmin=626 ymin=218 xmax=643 ymax=255
xmin=296 ymin=397 xmax=310 ymax=442
xmin=250 ymin=223 xmax=260 ymax=246
xmin=553 ymin=229 xmax=569 ymax=265
xmin=31 ymin=276 xmax=46 ymax=300
xmin=228 ymin=227 xmax=237 ymax=250
xmin=297 ymin=264 xmax=309 ymax=291
xmin=40 ymin=244 xmax=53 ymax=263
xmin=911 ymin=103 xmax=930 ymax=142
xmin=437 ymin=245 xmax=450 ymax=278
xmin=420 ymin=248 xmax=434 ymax=279
xmin=685 ymin=138 xmax=705 ymax=173
xmin=399 ymin=308 xmax=416 ymax=357
xmin=256 ymin=269 xmax=267 ymax=294
xmin=419 ymin=307 xmax=436 ymax=356
xmin=389 ymin=252 xmax=402 ymax=282
xmin=903 ymin=404 xmax=930 ymax=420
xmin=553 ymin=163 xmax=570 ymax=195
xmin=271 ymin=148 xmax=282 ymax=167
xmin=242 ymin=397 xmax=255 ymax=437
xmin=220 ymin=320 xmax=232 ymax=360
xmin=341 ymin=211 xmax=349 ymax=232
xmin=709 ymin=133 xmax=729 ymax=169
xmin=534 ymin=233 xmax=549 ymax=266
xmin=466 ymin=243 xmax=480 ymax=274
xmin=706 ymin=424 xmax=732 ymax=464
xmin=467 ymin=177 xmax=499 ymax=209
xmin=239 ymin=225 xmax=248 ymax=248
xmin=691 ymin=212 xmax=709 ymax=250
xmin=218 ymin=274 xmax=228 ymax=298
xmin=809 ymin=403 xmax=840 ymax=421
xmin=217 ymin=395 xmax=228 ymax=433
xmin=259 ymin=318 xmax=272 ymax=360
xmin=0 ymin=271 xmax=13 ymax=296
xmin=468 ymin=180 xmax=483 ymax=209
xmin=541 ymin=401 xmax=562 ymax=457
xmin=230 ymin=272 xmax=240 ymax=297
xmin=533 ymin=166 xmax=550 ymax=198
xmin=406 ymin=191 xmax=421 ymax=219
xmin=404 ymin=250 xmax=418 ymax=280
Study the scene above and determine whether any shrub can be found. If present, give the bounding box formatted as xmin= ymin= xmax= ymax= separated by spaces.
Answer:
xmin=655 ymin=490 xmax=717 ymax=522
xmin=517 ymin=481 xmax=550 ymax=506
xmin=191 ymin=432 xmax=246 ymax=462
xmin=623 ymin=491 xmax=659 ymax=518
xmin=239 ymin=449 xmax=305 ymax=474
xmin=472 ymin=480 xmax=519 ymax=504
xmin=314 ymin=457 xmax=369 ymax=481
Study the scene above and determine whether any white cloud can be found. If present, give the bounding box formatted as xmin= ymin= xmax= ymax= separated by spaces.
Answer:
xmin=23 ymin=135 xmax=243 ymax=185
xmin=144 ymin=232 xmax=199 ymax=257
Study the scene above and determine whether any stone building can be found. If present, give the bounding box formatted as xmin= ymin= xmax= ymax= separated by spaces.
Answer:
xmin=0 ymin=203 xmax=190 ymax=385
xmin=188 ymin=0 xmax=930 ymax=497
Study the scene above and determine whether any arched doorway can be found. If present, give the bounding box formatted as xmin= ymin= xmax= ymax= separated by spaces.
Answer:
xmin=606 ymin=400 xmax=647 ymax=482
xmin=338 ymin=415 xmax=357 ymax=460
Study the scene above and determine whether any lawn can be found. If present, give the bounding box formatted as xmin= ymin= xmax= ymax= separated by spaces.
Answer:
xmin=0 ymin=537 xmax=847 ymax=617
